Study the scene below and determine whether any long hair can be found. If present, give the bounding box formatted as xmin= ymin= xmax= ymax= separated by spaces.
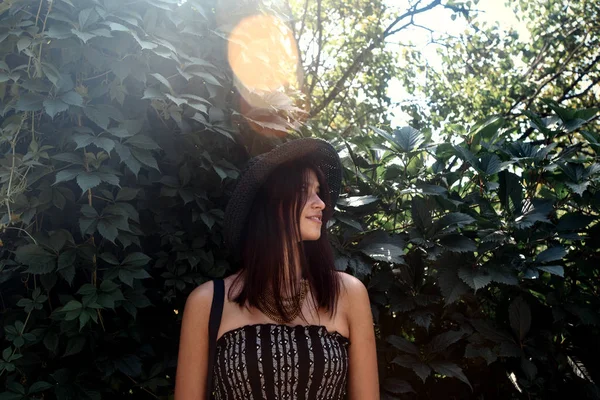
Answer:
xmin=229 ymin=157 xmax=341 ymax=322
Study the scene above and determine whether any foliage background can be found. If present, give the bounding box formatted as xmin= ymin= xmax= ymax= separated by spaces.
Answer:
xmin=0 ymin=0 xmax=599 ymax=399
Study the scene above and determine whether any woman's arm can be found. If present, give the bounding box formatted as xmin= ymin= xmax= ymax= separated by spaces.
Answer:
xmin=174 ymin=282 xmax=213 ymax=400
xmin=344 ymin=273 xmax=380 ymax=400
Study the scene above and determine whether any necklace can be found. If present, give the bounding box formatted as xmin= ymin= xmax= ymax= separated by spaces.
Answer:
xmin=258 ymin=279 xmax=309 ymax=324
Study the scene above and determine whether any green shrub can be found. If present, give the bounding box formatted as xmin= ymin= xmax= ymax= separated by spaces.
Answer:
xmin=0 ymin=0 xmax=249 ymax=397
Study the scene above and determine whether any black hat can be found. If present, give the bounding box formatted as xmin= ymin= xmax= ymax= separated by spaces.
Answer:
xmin=223 ymin=138 xmax=342 ymax=254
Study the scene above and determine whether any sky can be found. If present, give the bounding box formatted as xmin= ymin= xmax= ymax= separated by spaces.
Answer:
xmin=386 ymin=0 xmax=531 ymax=127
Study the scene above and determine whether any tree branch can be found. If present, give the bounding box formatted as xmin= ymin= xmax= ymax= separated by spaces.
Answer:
xmin=296 ymin=0 xmax=310 ymax=43
xmin=564 ymin=75 xmax=600 ymax=101
xmin=559 ymin=54 xmax=600 ymax=102
xmin=310 ymin=0 xmax=442 ymax=117
xmin=307 ymin=0 xmax=323 ymax=97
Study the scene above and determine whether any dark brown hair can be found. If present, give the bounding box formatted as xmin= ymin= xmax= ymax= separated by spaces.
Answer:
xmin=229 ymin=157 xmax=341 ymax=322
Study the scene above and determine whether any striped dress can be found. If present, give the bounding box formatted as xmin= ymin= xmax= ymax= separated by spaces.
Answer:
xmin=212 ymin=324 xmax=350 ymax=399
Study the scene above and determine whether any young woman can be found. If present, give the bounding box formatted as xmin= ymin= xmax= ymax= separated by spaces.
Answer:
xmin=174 ymin=138 xmax=379 ymax=399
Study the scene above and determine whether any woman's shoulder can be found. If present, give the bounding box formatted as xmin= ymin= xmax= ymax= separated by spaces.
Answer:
xmin=184 ymin=279 xmax=216 ymax=313
xmin=336 ymin=271 xmax=367 ymax=293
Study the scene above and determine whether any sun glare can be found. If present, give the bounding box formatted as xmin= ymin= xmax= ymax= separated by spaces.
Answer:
xmin=227 ymin=14 xmax=300 ymax=105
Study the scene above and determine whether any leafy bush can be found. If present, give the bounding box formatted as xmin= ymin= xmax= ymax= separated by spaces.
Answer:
xmin=0 ymin=0 xmax=253 ymax=397
xmin=333 ymin=103 xmax=600 ymax=398
xmin=1 ymin=0 xmax=599 ymax=399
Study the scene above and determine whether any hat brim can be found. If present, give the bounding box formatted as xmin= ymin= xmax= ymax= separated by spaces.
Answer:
xmin=223 ymin=138 xmax=342 ymax=254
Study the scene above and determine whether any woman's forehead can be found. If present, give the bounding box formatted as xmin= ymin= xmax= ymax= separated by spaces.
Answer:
xmin=304 ymin=169 xmax=319 ymax=184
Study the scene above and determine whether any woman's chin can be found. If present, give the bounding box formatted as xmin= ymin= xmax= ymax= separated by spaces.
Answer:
xmin=302 ymin=232 xmax=321 ymax=241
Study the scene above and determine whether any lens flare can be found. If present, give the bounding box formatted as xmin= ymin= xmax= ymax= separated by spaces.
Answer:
xmin=227 ymin=14 xmax=300 ymax=102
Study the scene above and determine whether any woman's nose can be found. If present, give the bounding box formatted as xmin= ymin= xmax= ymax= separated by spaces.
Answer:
xmin=312 ymin=193 xmax=325 ymax=209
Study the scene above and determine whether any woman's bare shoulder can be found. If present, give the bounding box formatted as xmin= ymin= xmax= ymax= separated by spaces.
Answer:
xmin=336 ymin=271 xmax=367 ymax=294
xmin=184 ymin=280 xmax=215 ymax=315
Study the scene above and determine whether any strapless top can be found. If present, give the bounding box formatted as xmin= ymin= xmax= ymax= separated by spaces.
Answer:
xmin=211 ymin=323 xmax=350 ymax=400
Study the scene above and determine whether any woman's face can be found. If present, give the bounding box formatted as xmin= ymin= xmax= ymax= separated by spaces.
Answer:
xmin=299 ymin=169 xmax=326 ymax=241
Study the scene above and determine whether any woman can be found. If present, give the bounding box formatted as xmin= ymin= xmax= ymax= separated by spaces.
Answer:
xmin=175 ymin=138 xmax=379 ymax=399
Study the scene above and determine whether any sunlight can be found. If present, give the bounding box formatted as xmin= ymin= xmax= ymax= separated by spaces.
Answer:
xmin=227 ymin=14 xmax=300 ymax=105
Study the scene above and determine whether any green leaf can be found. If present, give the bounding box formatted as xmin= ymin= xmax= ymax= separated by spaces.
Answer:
xmin=537 ymin=265 xmax=564 ymax=277
xmin=521 ymin=357 xmax=537 ymax=381
xmin=433 ymin=212 xmax=475 ymax=232
xmin=59 ymin=265 xmax=76 ymax=285
xmin=471 ymin=116 xmax=505 ymax=144
xmin=43 ymin=98 xmax=69 ymax=118
xmin=498 ymin=170 xmax=522 ymax=214
xmin=358 ymin=231 xmax=405 ymax=264
xmin=52 ymin=153 xmax=83 ymax=165
xmin=15 ymin=244 xmax=57 ymax=274
xmin=372 ymin=126 xmax=424 ymax=153
xmin=387 ymin=335 xmax=419 ymax=355
xmin=118 ymin=270 xmax=134 ymax=286
xmin=17 ymin=37 xmax=32 ymax=53
xmin=142 ymin=87 xmax=164 ymax=100
xmin=130 ymin=31 xmax=157 ymax=50
xmin=93 ymin=137 xmax=116 ymax=153
xmin=556 ymin=213 xmax=596 ymax=231
xmin=411 ymin=197 xmax=432 ymax=233
xmin=84 ymin=106 xmax=110 ymax=129
xmin=41 ymin=62 xmax=61 ymax=87
xmin=61 ymin=91 xmax=84 ymax=106
xmin=78 ymin=8 xmax=95 ymax=29
xmin=150 ymin=73 xmax=174 ymax=93
xmin=58 ymin=250 xmax=76 ymax=271
xmin=122 ymin=252 xmax=151 ymax=267
xmin=28 ymin=381 xmax=53 ymax=394
xmin=430 ymin=361 xmax=472 ymax=390
xmin=16 ymin=93 xmax=44 ymax=111
xmin=43 ymin=332 xmax=59 ymax=353
xmin=394 ymin=126 xmax=425 ymax=152
xmin=458 ymin=266 xmax=492 ymax=291
xmin=392 ymin=355 xmax=431 ymax=382
xmin=464 ymin=344 xmax=497 ymax=365
xmin=71 ymin=29 xmax=96 ymax=43
xmin=439 ymin=234 xmax=477 ymax=252
xmin=79 ymin=310 xmax=92 ymax=330
xmin=200 ymin=212 xmax=215 ymax=229
xmin=427 ymin=330 xmax=464 ymax=353
xmin=488 ymin=268 xmax=518 ymax=286
xmin=104 ymin=21 xmax=130 ymax=31
xmin=97 ymin=219 xmax=118 ymax=243
xmin=45 ymin=24 xmax=73 ymax=39
xmin=164 ymin=93 xmax=188 ymax=106
xmin=72 ymin=133 xmax=95 ymax=148
xmin=383 ymin=378 xmax=415 ymax=394
xmin=411 ymin=311 xmax=433 ymax=331
xmin=114 ymin=143 xmax=141 ymax=176
xmin=566 ymin=181 xmax=589 ymax=196
xmin=437 ymin=265 xmax=470 ymax=304
xmin=76 ymin=172 xmax=102 ymax=192
xmin=477 ymin=153 xmax=505 ymax=175
xmin=535 ymin=246 xmax=566 ymax=263
xmin=509 ymin=296 xmax=531 ymax=341
xmin=100 ymin=252 xmax=120 ymax=265
xmin=64 ymin=336 xmax=86 ymax=357
xmin=125 ymin=135 xmax=160 ymax=150
xmin=54 ymin=169 xmax=81 ymax=184
xmin=60 ymin=300 xmax=82 ymax=313
xmin=116 ymin=187 xmax=139 ymax=201
xmin=131 ymin=148 xmax=160 ymax=171
xmin=115 ymin=354 xmax=142 ymax=377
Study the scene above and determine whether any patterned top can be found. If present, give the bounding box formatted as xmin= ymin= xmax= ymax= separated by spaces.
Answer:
xmin=212 ymin=324 xmax=350 ymax=400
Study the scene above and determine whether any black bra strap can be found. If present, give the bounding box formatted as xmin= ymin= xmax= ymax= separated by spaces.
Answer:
xmin=206 ymin=279 xmax=224 ymax=399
